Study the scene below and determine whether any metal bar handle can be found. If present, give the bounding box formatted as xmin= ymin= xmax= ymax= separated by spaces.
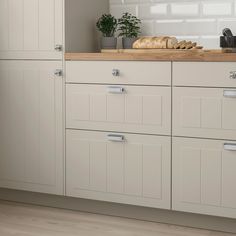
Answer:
xmin=224 ymin=143 xmax=236 ymax=151
xmin=223 ymin=90 xmax=236 ymax=98
xmin=107 ymin=134 xmax=125 ymax=142
xmin=107 ymin=86 xmax=125 ymax=94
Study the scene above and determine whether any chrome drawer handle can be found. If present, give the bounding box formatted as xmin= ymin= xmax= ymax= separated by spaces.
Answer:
xmin=230 ymin=71 xmax=236 ymax=80
xmin=112 ymin=69 xmax=120 ymax=77
xmin=54 ymin=44 xmax=63 ymax=51
xmin=223 ymin=90 xmax=236 ymax=98
xmin=107 ymin=134 xmax=125 ymax=142
xmin=224 ymin=143 xmax=236 ymax=151
xmin=107 ymin=86 xmax=125 ymax=94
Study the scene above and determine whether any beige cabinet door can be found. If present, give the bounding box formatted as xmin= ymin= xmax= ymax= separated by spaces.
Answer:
xmin=0 ymin=0 xmax=63 ymax=59
xmin=66 ymin=84 xmax=171 ymax=135
xmin=173 ymin=62 xmax=236 ymax=88
xmin=173 ymin=87 xmax=236 ymax=140
xmin=66 ymin=61 xmax=171 ymax=86
xmin=0 ymin=60 xmax=63 ymax=195
xmin=173 ymin=137 xmax=236 ymax=219
xmin=66 ymin=130 xmax=171 ymax=209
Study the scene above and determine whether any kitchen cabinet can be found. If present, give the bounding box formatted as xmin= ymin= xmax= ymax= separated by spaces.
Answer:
xmin=66 ymin=130 xmax=171 ymax=209
xmin=0 ymin=0 xmax=63 ymax=60
xmin=172 ymin=61 xmax=236 ymax=219
xmin=65 ymin=60 xmax=236 ymax=218
xmin=0 ymin=60 xmax=63 ymax=195
xmin=172 ymin=137 xmax=236 ymax=219
xmin=66 ymin=84 xmax=171 ymax=135
xmin=65 ymin=60 xmax=172 ymax=210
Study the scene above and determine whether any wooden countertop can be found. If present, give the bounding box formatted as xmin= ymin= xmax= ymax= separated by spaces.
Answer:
xmin=65 ymin=49 xmax=236 ymax=62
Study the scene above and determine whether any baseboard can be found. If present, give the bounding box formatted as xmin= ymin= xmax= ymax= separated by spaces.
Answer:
xmin=0 ymin=188 xmax=236 ymax=233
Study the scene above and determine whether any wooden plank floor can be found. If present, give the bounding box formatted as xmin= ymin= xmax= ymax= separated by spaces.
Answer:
xmin=0 ymin=200 xmax=235 ymax=236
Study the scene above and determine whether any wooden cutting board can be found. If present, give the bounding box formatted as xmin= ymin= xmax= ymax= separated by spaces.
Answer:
xmin=101 ymin=49 xmax=206 ymax=54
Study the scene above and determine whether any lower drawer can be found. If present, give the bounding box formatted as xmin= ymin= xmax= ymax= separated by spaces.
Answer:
xmin=173 ymin=137 xmax=236 ymax=219
xmin=66 ymin=84 xmax=171 ymax=135
xmin=66 ymin=130 xmax=171 ymax=209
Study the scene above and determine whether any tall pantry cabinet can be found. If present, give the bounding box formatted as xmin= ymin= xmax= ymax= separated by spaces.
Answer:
xmin=0 ymin=0 xmax=109 ymax=195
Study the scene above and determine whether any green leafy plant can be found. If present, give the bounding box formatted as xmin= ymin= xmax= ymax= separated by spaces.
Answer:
xmin=118 ymin=13 xmax=141 ymax=38
xmin=96 ymin=14 xmax=117 ymax=37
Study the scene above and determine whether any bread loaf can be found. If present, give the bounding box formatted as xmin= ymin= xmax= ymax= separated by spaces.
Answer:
xmin=132 ymin=36 xmax=202 ymax=50
xmin=133 ymin=36 xmax=178 ymax=49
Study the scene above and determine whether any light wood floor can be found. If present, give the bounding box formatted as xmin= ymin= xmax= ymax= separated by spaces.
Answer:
xmin=0 ymin=200 xmax=235 ymax=236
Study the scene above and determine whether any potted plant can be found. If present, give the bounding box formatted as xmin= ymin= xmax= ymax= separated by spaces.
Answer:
xmin=118 ymin=12 xmax=141 ymax=49
xmin=96 ymin=14 xmax=118 ymax=49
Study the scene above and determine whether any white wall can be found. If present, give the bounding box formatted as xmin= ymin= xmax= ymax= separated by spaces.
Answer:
xmin=110 ymin=0 xmax=236 ymax=49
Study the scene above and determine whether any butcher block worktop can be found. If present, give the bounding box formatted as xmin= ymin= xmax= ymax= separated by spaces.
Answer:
xmin=65 ymin=49 xmax=236 ymax=62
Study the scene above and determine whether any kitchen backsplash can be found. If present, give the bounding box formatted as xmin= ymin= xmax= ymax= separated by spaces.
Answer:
xmin=110 ymin=0 xmax=236 ymax=49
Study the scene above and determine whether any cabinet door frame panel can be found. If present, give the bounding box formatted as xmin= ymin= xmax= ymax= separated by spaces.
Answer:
xmin=0 ymin=60 xmax=64 ymax=195
xmin=172 ymin=137 xmax=236 ymax=219
xmin=173 ymin=87 xmax=236 ymax=140
xmin=66 ymin=130 xmax=171 ymax=209
xmin=66 ymin=84 xmax=171 ymax=135
xmin=0 ymin=0 xmax=64 ymax=60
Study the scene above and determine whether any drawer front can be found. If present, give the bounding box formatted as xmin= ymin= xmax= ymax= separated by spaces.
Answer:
xmin=66 ymin=130 xmax=171 ymax=209
xmin=173 ymin=62 xmax=236 ymax=88
xmin=173 ymin=137 xmax=236 ymax=219
xmin=66 ymin=61 xmax=171 ymax=86
xmin=66 ymin=84 xmax=171 ymax=135
xmin=173 ymin=87 xmax=236 ymax=140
